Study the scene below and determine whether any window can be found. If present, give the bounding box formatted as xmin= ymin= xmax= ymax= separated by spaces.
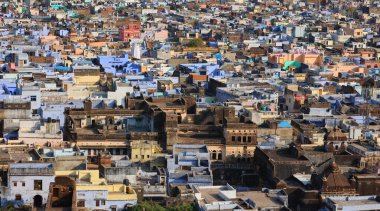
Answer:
xmin=218 ymin=152 xmax=222 ymax=160
xmin=135 ymin=155 xmax=138 ymax=159
xmin=96 ymin=200 xmax=100 ymax=207
xmin=53 ymin=188 xmax=59 ymax=197
xmin=22 ymin=182 xmax=25 ymax=187
xmin=248 ymin=137 xmax=252 ymax=142
xmin=34 ymin=180 xmax=42 ymax=190
xmin=141 ymin=155 xmax=144 ymax=159
xmin=238 ymin=136 xmax=242 ymax=142
xmin=211 ymin=150 xmax=217 ymax=160
xmin=243 ymin=136 xmax=247 ymax=142
xmin=101 ymin=200 xmax=105 ymax=205
xmin=30 ymin=96 xmax=37 ymax=101
xmin=13 ymin=182 xmax=17 ymax=187
xmin=147 ymin=155 xmax=150 ymax=159
xmin=77 ymin=200 xmax=85 ymax=207
xmin=232 ymin=136 xmax=235 ymax=142
xmin=15 ymin=194 xmax=22 ymax=200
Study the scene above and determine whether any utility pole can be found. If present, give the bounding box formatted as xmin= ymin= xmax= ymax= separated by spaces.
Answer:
xmin=362 ymin=77 xmax=375 ymax=143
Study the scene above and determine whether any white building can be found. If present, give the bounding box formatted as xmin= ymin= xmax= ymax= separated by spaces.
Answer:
xmin=326 ymin=195 xmax=380 ymax=211
xmin=4 ymin=163 xmax=55 ymax=208
xmin=194 ymin=184 xmax=288 ymax=211
xmin=20 ymin=83 xmax=41 ymax=111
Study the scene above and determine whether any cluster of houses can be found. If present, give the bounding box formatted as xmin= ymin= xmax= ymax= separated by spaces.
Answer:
xmin=0 ymin=0 xmax=379 ymax=210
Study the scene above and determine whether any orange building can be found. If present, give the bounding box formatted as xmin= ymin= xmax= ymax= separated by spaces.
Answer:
xmin=268 ymin=53 xmax=323 ymax=66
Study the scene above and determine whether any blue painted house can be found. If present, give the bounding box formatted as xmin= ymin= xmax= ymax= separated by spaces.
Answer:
xmin=98 ymin=54 xmax=141 ymax=75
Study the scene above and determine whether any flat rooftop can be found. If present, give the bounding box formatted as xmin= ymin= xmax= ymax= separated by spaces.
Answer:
xmin=10 ymin=163 xmax=53 ymax=169
xmin=197 ymin=186 xmax=230 ymax=204
xmin=236 ymin=191 xmax=284 ymax=208
xmin=328 ymin=196 xmax=380 ymax=208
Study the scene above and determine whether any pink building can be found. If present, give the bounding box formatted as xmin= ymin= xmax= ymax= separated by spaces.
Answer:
xmin=119 ymin=20 xmax=141 ymax=41
xmin=154 ymin=30 xmax=168 ymax=41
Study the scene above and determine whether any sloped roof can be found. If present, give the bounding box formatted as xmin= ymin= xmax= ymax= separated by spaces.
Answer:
xmin=326 ymin=128 xmax=347 ymax=141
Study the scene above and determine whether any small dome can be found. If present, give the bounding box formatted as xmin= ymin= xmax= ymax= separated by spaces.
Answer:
xmin=331 ymin=161 xmax=339 ymax=172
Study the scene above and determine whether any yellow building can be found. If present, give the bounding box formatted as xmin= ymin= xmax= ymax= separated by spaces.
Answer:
xmin=131 ymin=140 xmax=162 ymax=163
xmin=73 ymin=67 xmax=101 ymax=86
xmin=63 ymin=66 xmax=101 ymax=99
xmin=55 ymin=170 xmax=138 ymax=210
xmin=294 ymin=73 xmax=307 ymax=82
xmin=207 ymin=145 xmax=256 ymax=163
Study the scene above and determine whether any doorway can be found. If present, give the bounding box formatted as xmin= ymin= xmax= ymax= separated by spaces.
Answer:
xmin=33 ymin=195 xmax=43 ymax=207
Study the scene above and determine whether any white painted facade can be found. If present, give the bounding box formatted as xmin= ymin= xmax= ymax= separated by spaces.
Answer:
xmin=7 ymin=175 xmax=54 ymax=205
xmin=1 ymin=163 xmax=55 ymax=207
xmin=76 ymin=190 xmax=137 ymax=210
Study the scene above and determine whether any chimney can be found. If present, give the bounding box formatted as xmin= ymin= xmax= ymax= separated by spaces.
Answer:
xmin=84 ymin=99 xmax=92 ymax=111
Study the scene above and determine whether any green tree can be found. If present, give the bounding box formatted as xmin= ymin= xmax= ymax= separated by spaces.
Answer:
xmin=132 ymin=200 xmax=194 ymax=211
xmin=170 ymin=203 xmax=194 ymax=211
xmin=188 ymin=38 xmax=204 ymax=47
xmin=270 ymin=18 xmax=276 ymax=26
xmin=132 ymin=200 xmax=166 ymax=211
xmin=77 ymin=14 xmax=88 ymax=20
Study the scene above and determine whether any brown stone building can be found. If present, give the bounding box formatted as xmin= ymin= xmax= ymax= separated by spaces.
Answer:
xmin=353 ymin=174 xmax=380 ymax=195
xmin=46 ymin=176 xmax=76 ymax=210
xmin=254 ymin=145 xmax=312 ymax=188
xmin=324 ymin=128 xmax=349 ymax=154
xmin=311 ymin=162 xmax=356 ymax=197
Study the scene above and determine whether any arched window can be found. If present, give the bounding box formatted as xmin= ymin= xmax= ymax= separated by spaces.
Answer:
xmin=243 ymin=136 xmax=247 ymax=142
xmin=211 ymin=150 xmax=217 ymax=160
xmin=218 ymin=151 xmax=222 ymax=160
xmin=238 ymin=136 xmax=242 ymax=142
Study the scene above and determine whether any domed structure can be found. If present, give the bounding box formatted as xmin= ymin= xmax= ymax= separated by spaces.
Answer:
xmin=324 ymin=128 xmax=348 ymax=154
xmin=321 ymin=162 xmax=356 ymax=195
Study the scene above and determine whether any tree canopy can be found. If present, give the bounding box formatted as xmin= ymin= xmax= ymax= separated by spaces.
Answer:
xmin=132 ymin=200 xmax=194 ymax=211
xmin=188 ymin=38 xmax=204 ymax=47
